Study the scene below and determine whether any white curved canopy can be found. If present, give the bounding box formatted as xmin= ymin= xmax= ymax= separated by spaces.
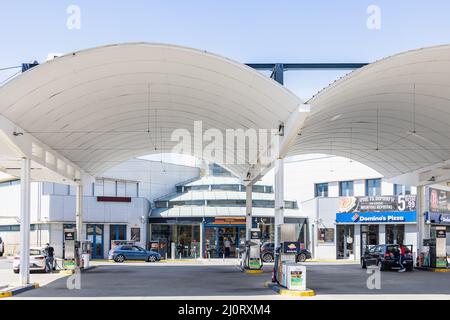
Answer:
xmin=0 ymin=43 xmax=303 ymax=182
xmin=290 ymin=44 xmax=450 ymax=182
xmin=2 ymin=43 xmax=450 ymax=185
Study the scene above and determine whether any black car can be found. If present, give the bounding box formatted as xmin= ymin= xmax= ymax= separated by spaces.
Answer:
xmin=361 ymin=244 xmax=414 ymax=271
xmin=260 ymin=242 xmax=311 ymax=263
xmin=0 ymin=237 xmax=4 ymax=257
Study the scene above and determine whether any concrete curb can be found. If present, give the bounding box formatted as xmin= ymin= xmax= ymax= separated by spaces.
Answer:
xmin=0 ymin=283 xmax=39 ymax=298
xmin=264 ymin=281 xmax=316 ymax=297
xmin=416 ymin=267 xmax=450 ymax=273
xmin=244 ymin=269 xmax=264 ymax=274
xmin=105 ymin=259 xmax=199 ymax=264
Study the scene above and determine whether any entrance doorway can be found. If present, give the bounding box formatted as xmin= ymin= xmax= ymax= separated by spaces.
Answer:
xmin=110 ymin=224 xmax=127 ymax=250
xmin=205 ymin=226 xmax=245 ymax=258
xmin=361 ymin=225 xmax=378 ymax=255
xmin=337 ymin=225 xmax=354 ymax=259
xmin=87 ymin=224 xmax=104 ymax=259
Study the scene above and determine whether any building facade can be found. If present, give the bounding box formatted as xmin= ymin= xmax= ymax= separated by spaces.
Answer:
xmin=302 ymin=178 xmax=418 ymax=261
xmin=0 ymin=159 xmax=199 ymax=258
xmin=149 ymin=164 xmax=307 ymax=259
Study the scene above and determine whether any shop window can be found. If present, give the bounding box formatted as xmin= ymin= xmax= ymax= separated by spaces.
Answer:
xmin=189 ymin=185 xmax=209 ymax=191
xmin=211 ymin=184 xmax=240 ymax=191
xmin=394 ymin=184 xmax=411 ymax=195
xmin=252 ymin=185 xmax=265 ymax=193
xmin=154 ymin=201 xmax=168 ymax=208
xmin=315 ymin=183 xmax=328 ymax=197
xmin=336 ymin=225 xmax=354 ymax=259
xmin=131 ymin=228 xmax=141 ymax=242
xmin=126 ymin=182 xmax=138 ymax=197
xmin=318 ymin=228 xmax=334 ymax=243
xmin=94 ymin=180 xmax=104 ymax=196
xmin=339 ymin=181 xmax=354 ymax=196
xmin=110 ymin=225 xmax=126 ymax=242
xmin=385 ymin=225 xmax=405 ymax=244
xmin=169 ymin=200 xmax=205 ymax=207
xmin=103 ymin=180 xmax=116 ymax=196
xmin=366 ymin=179 xmax=381 ymax=196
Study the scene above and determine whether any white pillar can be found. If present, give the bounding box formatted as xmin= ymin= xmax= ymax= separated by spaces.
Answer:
xmin=274 ymin=158 xmax=284 ymax=248
xmin=75 ymin=184 xmax=83 ymax=242
xmin=245 ymin=185 xmax=253 ymax=242
xmin=379 ymin=224 xmax=386 ymax=245
xmin=19 ymin=158 xmax=31 ymax=285
xmin=416 ymin=185 xmax=426 ymax=254
xmin=199 ymin=222 xmax=204 ymax=259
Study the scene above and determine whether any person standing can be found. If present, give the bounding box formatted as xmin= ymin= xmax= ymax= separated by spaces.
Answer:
xmin=44 ymin=243 xmax=55 ymax=273
xmin=224 ymin=238 xmax=231 ymax=257
xmin=398 ymin=243 xmax=406 ymax=273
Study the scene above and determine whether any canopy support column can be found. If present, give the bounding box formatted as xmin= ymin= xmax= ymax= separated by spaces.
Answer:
xmin=274 ymin=158 xmax=284 ymax=249
xmin=416 ymin=185 xmax=426 ymax=256
xmin=245 ymin=185 xmax=253 ymax=242
xmin=75 ymin=184 xmax=83 ymax=266
xmin=19 ymin=158 xmax=31 ymax=285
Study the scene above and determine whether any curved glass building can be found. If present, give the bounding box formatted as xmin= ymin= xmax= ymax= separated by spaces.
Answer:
xmin=149 ymin=164 xmax=307 ymax=259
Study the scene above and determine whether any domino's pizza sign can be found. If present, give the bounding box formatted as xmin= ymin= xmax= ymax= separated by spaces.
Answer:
xmin=336 ymin=211 xmax=417 ymax=224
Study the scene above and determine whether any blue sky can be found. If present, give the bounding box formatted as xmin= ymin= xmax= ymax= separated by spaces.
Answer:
xmin=1 ymin=1 xmax=450 ymax=99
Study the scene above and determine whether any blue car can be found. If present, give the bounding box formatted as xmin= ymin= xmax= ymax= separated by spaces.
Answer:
xmin=108 ymin=245 xmax=161 ymax=263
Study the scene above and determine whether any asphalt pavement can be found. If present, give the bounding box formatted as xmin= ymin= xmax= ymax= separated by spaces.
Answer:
xmin=11 ymin=262 xmax=450 ymax=298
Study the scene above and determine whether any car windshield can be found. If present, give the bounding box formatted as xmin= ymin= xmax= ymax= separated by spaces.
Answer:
xmin=30 ymin=249 xmax=42 ymax=255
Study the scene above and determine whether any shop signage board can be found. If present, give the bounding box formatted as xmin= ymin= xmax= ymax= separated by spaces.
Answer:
xmin=282 ymin=241 xmax=300 ymax=254
xmin=428 ymin=188 xmax=450 ymax=225
xmin=339 ymin=195 xmax=416 ymax=213
xmin=336 ymin=211 xmax=417 ymax=224
xmin=429 ymin=188 xmax=450 ymax=213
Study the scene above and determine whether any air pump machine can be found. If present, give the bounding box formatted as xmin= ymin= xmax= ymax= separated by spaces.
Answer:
xmin=242 ymin=228 xmax=263 ymax=270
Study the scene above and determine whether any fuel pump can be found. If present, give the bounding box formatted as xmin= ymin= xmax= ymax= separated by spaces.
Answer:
xmin=243 ymin=228 xmax=263 ymax=270
xmin=63 ymin=240 xmax=79 ymax=270
xmin=273 ymin=224 xmax=307 ymax=291
xmin=80 ymin=240 xmax=92 ymax=268
xmin=63 ymin=230 xmax=78 ymax=269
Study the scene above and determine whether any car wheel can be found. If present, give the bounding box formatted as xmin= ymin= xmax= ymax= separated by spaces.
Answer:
xmin=262 ymin=253 xmax=273 ymax=263
xmin=297 ymin=253 xmax=307 ymax=262
xmin=406 ymin=266 xmax=413 ymax=272
xmin=13 ymin=269 xmax=19 ymax=274
xmin=114 ymin=254 xmax=125 ymax=263
xmin=147 ymin=255 xmax=157 ymax=262
xmin=361 ymin=258 xmax=367 ymax=269
xmin=0 ymin=252 xmax=3 ymax=257
xmin=377 ymin=260 xmax=385 ymax=271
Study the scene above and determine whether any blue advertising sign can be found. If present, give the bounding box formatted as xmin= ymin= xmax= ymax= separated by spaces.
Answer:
xmin=336 ymin=211 xmax=417 ymax=224
xmin=426 ymin=212 xmax=450 ymax=226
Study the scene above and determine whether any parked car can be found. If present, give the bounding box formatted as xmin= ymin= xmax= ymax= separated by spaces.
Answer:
xmin=361 ymin=244 xmax=414 ymax=271
xmin=0 ymin=237 xmax=4 ymax=257
xmin=108 ymin=245 xmax=161 ymax=263
xmin=13 ymin=248 xmax=47 ymax=273
xmin=260 ymin=242 xmax=312 ymax=263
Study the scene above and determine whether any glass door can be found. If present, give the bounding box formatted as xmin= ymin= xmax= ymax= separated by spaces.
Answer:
xmin=361 ymin=225 xmax=378 ymax=256
xmin=87 ymin=224 xmax=104 ymax=259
